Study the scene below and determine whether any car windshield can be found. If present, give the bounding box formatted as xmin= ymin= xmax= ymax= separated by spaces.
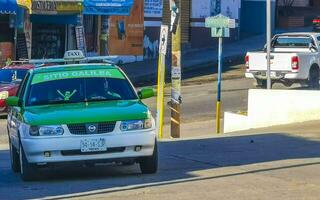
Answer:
xmin=26 ymin=77 xmax=138 ymax=106
xmin=0 ymin=69 xmax=28 ymax=84
xmin=273 ymin=37 xmax=312 ymax=48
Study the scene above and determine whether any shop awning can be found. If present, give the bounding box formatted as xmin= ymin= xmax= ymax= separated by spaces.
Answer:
xmin=0 ymin=0 xmax=18 ymax=14
xmin=83 ymin=0 xmax=134 ymax=15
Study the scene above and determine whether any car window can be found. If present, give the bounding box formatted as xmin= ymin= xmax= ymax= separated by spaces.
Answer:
xmin=0 ymin=69 xmax=28 ymax=84
xmin=17 ymin=72 xmax=30 ymax=99
xmin=26 ymin=77 xmax=138 ymax=106
xmin=273 ymin=37 xmax=312 ymax=48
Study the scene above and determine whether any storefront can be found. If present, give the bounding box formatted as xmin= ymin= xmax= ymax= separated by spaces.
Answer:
xmin=30 ymin=15 xmax=79 ymax=59
xmin=18 ymin=0 xmax=83 ymax=59
xmin=0 ymin=0 xmax=18 ymax=62
xmin=83 ymin=0 xmax=135 ymax=56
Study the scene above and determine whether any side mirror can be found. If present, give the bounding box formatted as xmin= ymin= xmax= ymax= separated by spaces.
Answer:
xmin=138 ymin=88 xmax=155 ymax=99
xmin=5 ymin=96 xmax=21 ymax=107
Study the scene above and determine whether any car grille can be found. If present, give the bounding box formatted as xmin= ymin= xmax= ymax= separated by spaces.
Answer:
xmin=67 ymin=122 xmax=116 ymax=135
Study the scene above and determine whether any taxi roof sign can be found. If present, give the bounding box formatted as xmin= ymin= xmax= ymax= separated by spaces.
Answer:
xmin=205 ymin=14 xmax=235 ymax=28
xmin=63 ymin=50 xmax=85 ymax=61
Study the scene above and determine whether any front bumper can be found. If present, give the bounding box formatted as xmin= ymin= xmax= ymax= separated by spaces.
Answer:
xmin=21 ymin=130 xmax=156 ymax=164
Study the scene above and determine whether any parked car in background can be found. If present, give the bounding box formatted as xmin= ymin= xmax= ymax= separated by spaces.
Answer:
xmin=313 ymin=17 xmax=320 ymax=32
xmin=0 ymin=64 xmax=34 ymax=114
xmin=245 ymin=32 xmax=320 ymax=89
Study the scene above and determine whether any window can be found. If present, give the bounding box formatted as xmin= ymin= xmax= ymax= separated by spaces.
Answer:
xmin=17 ymin=72 xmax=30 ymax=99
xmin=273 ymin=37 xmax=312 ymax=48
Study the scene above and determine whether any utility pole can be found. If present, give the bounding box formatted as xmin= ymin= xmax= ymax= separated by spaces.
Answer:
xmin=266 ymin=0 xmax=272 ymax=89
xmin=100 ymin=16 xmax=109 ymax=55
xmin=170 ymin=0 xmax=181 ymax=138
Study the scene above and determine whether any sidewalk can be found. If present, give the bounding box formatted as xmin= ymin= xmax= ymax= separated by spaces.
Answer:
xmin=120 ymin=34 xmax=265 ymax=85
xmin=119 ymin=26 xmax=313 ymax=86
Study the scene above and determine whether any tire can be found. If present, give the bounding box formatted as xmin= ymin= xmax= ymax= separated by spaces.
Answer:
xmin=122 ymin=161 xmax=135 ymax=166
xmin=256 ymin=79 xmax=267 ymax=89
xmin=308 ymin=67 xmax=320 ymax=89
xmin=19 ymin=144 xmax=36 ymax=181
xmin=139 ymin=141 xmax=158 ymax=174
xmin=9 ymin=140 xmax=20 ymax=173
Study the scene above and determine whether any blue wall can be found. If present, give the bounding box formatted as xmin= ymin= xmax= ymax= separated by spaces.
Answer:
xmin=240 ymin=0 xmax=276 ymax=36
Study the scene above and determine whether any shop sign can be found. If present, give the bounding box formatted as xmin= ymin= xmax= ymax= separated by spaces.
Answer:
xmin=31 ymin=0 xmax=57 ymax=14
xmin=17 ymin=0 xmax=32 ymax=10
xmin=31 ymin=0 xmax=82 ymax=15
xmin=56 ymin=2 xmax=83 ymax=13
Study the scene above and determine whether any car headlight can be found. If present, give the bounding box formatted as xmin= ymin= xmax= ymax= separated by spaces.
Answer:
xmin=0 ymin=91 xmax=9 ymax=100
xmin=29 ymin=125 xmax=64 ymax=136
xmin=120 ymin=119 xmax=153 ymax=131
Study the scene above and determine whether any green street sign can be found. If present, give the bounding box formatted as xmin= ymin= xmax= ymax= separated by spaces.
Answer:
xmin=205 ymin=14 xmax=235 ymax=28
xmin=211 ymin=27 xmax=230 ymax=38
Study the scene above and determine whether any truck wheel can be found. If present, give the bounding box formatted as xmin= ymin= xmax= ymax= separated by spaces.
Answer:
xmin=256 ymin=79 xmax=267 ymax=89
xmin=19 ymin=144 xmax=37 ymax=181
xmin=308 ymin=67 xmax=320 ymax=89
xmin=10 ymin=140 xmax=20 ymax=173
xmin=139 ymin=141 xmax=158 ymax=174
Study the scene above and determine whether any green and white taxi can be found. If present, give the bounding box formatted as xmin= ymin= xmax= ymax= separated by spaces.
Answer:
xmin=6 ymin=63 xmax=157 ymax=181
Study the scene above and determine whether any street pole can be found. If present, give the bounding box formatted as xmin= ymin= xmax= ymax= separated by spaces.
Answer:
xmin=170 ymin=0 xmax=181 ymax=138
xmin=101 ymin=16 xmax=109 ymax=55
xmin=266 ymin=0 xmax=271 ymax=89
xmin=156 ymin=25 xmax=168 ymax=139
xmin=216 ymin=37 xmax=222 ymax=134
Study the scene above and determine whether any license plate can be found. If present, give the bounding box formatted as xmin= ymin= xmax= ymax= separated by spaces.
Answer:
xmin=80 ymin=138 xmax=107 ymax=152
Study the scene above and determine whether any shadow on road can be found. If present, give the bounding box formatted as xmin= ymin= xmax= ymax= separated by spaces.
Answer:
xmin=0 ymin=132 xmax=319 ymax=200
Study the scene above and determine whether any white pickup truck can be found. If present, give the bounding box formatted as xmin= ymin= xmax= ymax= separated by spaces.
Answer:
xmin=245 ymin=32 xmax=320 ymax=89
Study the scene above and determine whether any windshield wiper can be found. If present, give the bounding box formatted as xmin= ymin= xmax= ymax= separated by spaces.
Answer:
xmin=86 ymin=97 xmax=122 ymax=103
xmin=28 ymin=99 xmax=79 ymax=106
xmin=43 ymin=99 xmax=79 ymax=105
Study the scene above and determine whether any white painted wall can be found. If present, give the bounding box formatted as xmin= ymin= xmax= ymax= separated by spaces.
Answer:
xmin=224 ymin=89 xmax=320 ymax=132
xmin=248 ymin=89 xmax=320 ymax=128
xmin=224 ymin=112 xmax=249 ymax=133
xmin=191 ymin=0 xmax=241 ymax=19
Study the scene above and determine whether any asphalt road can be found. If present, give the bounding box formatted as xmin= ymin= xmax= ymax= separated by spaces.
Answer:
xmin=0 ymin=76 xmax=320 ymax=199
xmin=0 ymin=120 xmax=320 ymax=200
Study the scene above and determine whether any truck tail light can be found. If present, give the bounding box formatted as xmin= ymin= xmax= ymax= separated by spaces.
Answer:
xmin=245 ymin=55 xmax=249 ymax=70
xmin=313 ymin=19 xmax=320 ymax=23
xmin=291 ymin=56 xmax=299 ymax=72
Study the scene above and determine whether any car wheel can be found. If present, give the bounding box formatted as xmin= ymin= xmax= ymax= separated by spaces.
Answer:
xmin=256 ymin=79 xmax=267 ymax=89
xmin=308 ymin=67 xmax=320 ymax=89
xmin=9 ymin=140 xmax=20 ymax=173
xmin=19 ymin=144 xmax=36 ymax=181
xmin=139 ymin=141 xmax=158 ymax=174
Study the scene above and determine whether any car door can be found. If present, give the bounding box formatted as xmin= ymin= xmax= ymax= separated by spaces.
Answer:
xmin=9 ymin=72 xmax=30 ymax=148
